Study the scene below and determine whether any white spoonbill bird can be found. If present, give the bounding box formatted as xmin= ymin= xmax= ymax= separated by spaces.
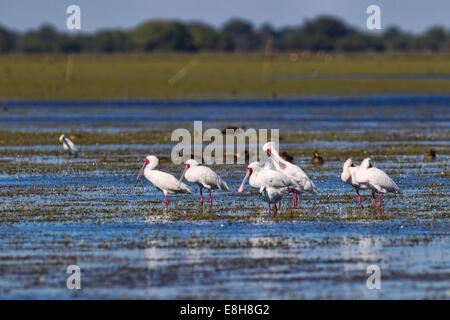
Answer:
xmin=354 ymin=158 xmax=401 ymax=207
xmin=136 ymin=155 xmax=191 ymax=207
xmin=59 ymin=134 xmax=78 ymax=156
xmin=238 ymin=161 xmax=294 ymax=210
xmin=237 ymin=161 xmax=295 ymax=192
xmin=259 ymin=186 xmax=283 ymax=212
xmin=179 ymin=159 xmax=229 ymax=205
xmin=341 ymin=158 xmax=369 ymax=206
xmin=263 ymin=142 xmax=318 ymax=206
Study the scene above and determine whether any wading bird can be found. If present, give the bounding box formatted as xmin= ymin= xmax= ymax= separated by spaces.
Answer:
xmin=354 ymin=158 xmax=401 ymax=207
xmin=341 ymin=158 xmax=369 ymax=206
xmin=59 ymin=134 xmax=78 ymax=156
xmin=259 ymin=186 xmax=284 ymax=212
xmin=263 ymin=142 xmax=318 ymax=206
xmin=179 ymin=159 xmax=229 ymax=205
xmin=237 ymin=161 xmax=294 ymax=211
xmin=136 ymin=155 xmax=191 ymax=207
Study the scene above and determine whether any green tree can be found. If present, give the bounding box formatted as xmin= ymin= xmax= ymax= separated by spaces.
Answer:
xmin=302 ymin=16 xmax=354 ymax=39
xmin=222 ymin=18 xmax=259 ymax=51
xmin=382 ymin=26 xmax=412 ymax=51
xmin=187 ymin=22 xmax=219 ymax=51
xmin=258 ymin=23 xmax=282 ymax=51
xmin=20 ymin=24 xmax=59 ymax=53
xmin=419 ymin=26 xmax=446 ymax=51
xmin=95 ymin=30 xmax=131 ymax=52
xmin=0 ymin=25 xmax=16 ymax=53
xmin=281 ymin=16 xmax=355 ymax=51
xmin=130 ymin=20 xmax=194 ymax=51
xmin=337 ymin=34 xmax=384 ymax=52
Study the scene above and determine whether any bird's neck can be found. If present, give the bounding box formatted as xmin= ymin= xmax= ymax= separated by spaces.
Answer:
xmin=270 ymin=151 xmax=287 ymax=169
xmin=342 ymin=166 xmax=351 ymax=182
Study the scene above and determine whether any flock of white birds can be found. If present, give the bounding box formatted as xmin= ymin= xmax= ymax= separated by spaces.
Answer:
xmin=60 ymin=136 xmax=401 ymax=211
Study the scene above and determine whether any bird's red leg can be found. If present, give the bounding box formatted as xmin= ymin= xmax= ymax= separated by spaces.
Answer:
xmin=356 ymin=189 xmax=361 ymax=207
xmin=165 ymin=195 xmax=169 ymax=208
xmin=378 ymin=192 xmax=381 ymax=207
xmin=292 ymin=190 xmax=296 ymax=207
xmin=278 ymin=200 xmax=281 ymax=208
xmin=200 ymin=188 xmax=203 ymax=205
xmin=372 ymin=192 xmax=376 ymax=207
xmin=208 ymin=189 xmax=213 ymax=205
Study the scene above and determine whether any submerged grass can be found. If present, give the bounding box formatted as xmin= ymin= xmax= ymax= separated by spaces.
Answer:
xmin=0 ymin=128 xmax=449 ymax=148
xmin=0 ymin=122 xmax=448 ymax=225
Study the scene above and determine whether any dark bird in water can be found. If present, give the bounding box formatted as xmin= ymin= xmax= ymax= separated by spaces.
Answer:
xmin=158 ymin=156 xmax=171 ymax=163
xmin=280 ymin=151 xmax=294 ymax=162
xmin=312 ymin=151 xmax=324 ymax=165
xmin=424 ymin=150 xmax=436 ymax=161
xmin=234 ymin=149 xmax=251 ymax=163
xmin=221 ymin=126 xmax=246 ymax=135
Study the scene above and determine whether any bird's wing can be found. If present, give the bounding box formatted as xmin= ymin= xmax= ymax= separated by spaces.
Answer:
xmin=65 ymin=138 xmax=78 ymax=152
xmin=148 ymin=170 xmax=192 ymax=194
xmin=284 ymin=164 xmax=317 ymax=193
xmin=354 ymin=166 xmax=369 ymax=185
xmin=261 ymin=159 xmax=275 ymax=170
xmin=194 ymin=166 xmax=228 ymax=190
xmin=284 ymin=163 xmax=308 ymax=181
xmin=260 ymin=169 xmax=294 ymax=189
xmin=367 ymin=168 xmax=400 ymax=193
xmin=217 ymin=175 xmax=229 ymax=191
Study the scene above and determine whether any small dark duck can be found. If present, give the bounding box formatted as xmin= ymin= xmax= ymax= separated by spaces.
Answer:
xmin=424 ymin=150 xmax=436 ymax=161
xmin=312 ymin=151 xmax=324 ymax=165
xmin=280 ymin=151 xmax=294 ymax=162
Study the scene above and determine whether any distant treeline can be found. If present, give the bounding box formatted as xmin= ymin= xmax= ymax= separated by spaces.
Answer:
xmin=0 ymin=16 xmax=449 ymax=54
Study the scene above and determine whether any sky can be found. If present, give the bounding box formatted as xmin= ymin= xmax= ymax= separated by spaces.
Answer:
xmin=1 ymin=0 xmax=449 ymax=34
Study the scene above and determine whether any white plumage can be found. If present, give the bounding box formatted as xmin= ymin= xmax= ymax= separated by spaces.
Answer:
xmin=59 ymin=134 xmax=78 ymax=156
xmin=341 ymin=158 xmax=369 ymax=206
xmin=238 ymin=161 xmax=293 ymax=211
xmin=354 ymin=158 xmax=401 ymax=207
xmin=179 ymin=159 xmax=229 ymax=205
xmin=136 ymin=155 xmax=191 ymax=207
xmin=238 ymin=161 xmax=292 ymax=193
xmin=262 ymin=142 xmax=317 ymax=206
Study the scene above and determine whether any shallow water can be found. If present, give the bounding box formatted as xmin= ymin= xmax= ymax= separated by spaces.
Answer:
xmin=0 ymin=94 xmax=448 ymax=299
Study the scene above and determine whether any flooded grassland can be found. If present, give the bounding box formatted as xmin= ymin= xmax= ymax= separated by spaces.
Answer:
xmin=0 ymin=96 xmax=448 ymax=299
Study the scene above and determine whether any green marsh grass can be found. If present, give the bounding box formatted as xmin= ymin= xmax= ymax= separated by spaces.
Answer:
xmin=0 ymin=53 xmax=449 ymax=100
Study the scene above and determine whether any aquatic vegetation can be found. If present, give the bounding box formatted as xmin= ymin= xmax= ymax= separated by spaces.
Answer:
xmin=0 ymin=100 xmax=448 ymax=299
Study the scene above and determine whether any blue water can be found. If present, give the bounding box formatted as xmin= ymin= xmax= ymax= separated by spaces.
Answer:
xmin=0 ymin=95 xmax=448 ymax=299
xmin=0 ymin=95 xmax=449 ymax=131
